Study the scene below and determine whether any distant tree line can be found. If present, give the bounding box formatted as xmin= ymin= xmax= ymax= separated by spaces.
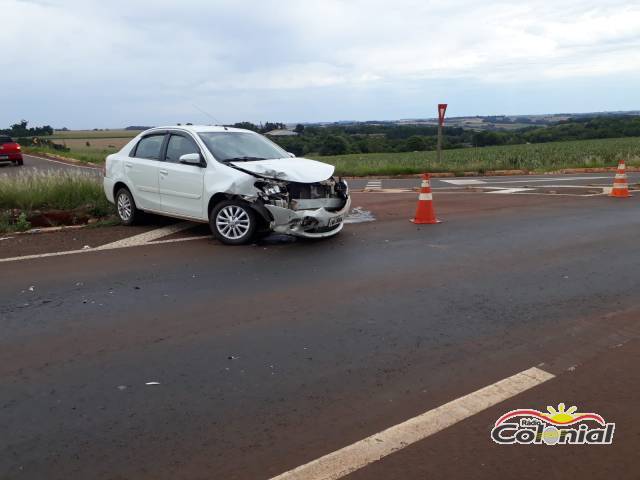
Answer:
xmin=4 ymin=116 xmax=640 ymax=157
xmin=262 ymin=116 xmax=640 ymax=156
xmin=0 ymin=120 xmax=53 ymax=138
xmin=229 ymin=121 xmax=286 ymax=133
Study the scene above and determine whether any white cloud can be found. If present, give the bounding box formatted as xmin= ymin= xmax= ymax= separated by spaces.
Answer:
xmin=1 ymin=0 xmax=639 ymax=125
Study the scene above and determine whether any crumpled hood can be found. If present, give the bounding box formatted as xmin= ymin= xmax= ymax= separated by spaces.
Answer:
xmin=230 ymin=157 xmax=335 ymax=183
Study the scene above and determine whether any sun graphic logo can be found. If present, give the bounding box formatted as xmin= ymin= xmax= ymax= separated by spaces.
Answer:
xmin=491 ymin=403 xmax=615 ymax=445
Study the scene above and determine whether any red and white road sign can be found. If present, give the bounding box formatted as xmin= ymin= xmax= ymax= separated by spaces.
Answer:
xmin=438 ymin=104 xmax=448 ymax=127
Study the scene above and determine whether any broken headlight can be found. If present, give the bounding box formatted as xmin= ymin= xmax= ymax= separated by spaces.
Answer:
xmin=255 ymin=180 xmax=284 ymax=197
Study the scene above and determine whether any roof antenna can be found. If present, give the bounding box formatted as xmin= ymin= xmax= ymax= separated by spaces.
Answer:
xmin=191 ymin=104 xmax=221 ymax=125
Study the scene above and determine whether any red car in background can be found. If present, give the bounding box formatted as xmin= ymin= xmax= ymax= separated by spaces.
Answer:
xmin=0 ymin=136 xmax=23 ymax=166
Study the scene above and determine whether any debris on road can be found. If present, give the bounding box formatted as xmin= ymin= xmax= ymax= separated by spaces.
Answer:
xmin=117 ymin=385 xmax=128 ymax=391
xmin=145 ymin=381 xmax=161 ymax=386
xmin=344 ymin=207 xmax=375 ymax=224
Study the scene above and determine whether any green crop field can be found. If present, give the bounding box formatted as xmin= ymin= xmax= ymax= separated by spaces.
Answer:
xmin=49 ymin=129 xmax=140 ymax=140
xmin=312 ymin=137 xmax=640 ymax=176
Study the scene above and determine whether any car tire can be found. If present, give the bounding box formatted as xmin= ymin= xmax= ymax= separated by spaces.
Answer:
xmin=14 ymin=160 xmax=23 ymax=166
xmin=210 ymin=200 xmax=257 ymax=245
xmin=115 ymin=187 xmax=139 ymax=226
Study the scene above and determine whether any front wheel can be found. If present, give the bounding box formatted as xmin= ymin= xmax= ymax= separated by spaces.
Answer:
xmin=210 ymin=200 xmax=257 ymax=245
xmin=115 ymin=188 xmax=139 ymax=226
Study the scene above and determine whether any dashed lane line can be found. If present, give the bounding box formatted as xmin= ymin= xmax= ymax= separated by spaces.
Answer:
xmin=269 ymin=366 xmax=554 ymax=480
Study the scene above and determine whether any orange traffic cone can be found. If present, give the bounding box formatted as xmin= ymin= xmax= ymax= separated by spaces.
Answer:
xmin=411 ymin=173 xmax=441 ymax=224
xmin=610 ymin=160 xmax=632 ymax=198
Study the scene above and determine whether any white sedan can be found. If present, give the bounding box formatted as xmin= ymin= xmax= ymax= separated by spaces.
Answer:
xmin=103 ymin=125 xmax=350 ymax=244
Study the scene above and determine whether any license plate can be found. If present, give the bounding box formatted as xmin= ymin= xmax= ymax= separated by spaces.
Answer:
xmin=328 ymin=215 xmax=343 ymax=227
xmin=0 ymin=155 xmax=8 ymax=160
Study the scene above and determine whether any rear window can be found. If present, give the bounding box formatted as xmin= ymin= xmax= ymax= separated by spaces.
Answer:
xmin=133 ymin=134 xmax=165 ymax=160
xmin=0 ymin=136 xmax=13 ymax=144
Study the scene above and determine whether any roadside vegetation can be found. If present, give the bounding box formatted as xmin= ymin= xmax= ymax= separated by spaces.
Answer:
xmin=23 ymin=145 xmax=120 ymax=164
xmin=317 ymin=137 xmax=640 ymax=176
xmin=0 ymin=172 xmax=113 ymax=233
xmin=252 ymin=116 xmax=640 ymax=156
xmin=4 ymin=117 xmax=640 ymax=176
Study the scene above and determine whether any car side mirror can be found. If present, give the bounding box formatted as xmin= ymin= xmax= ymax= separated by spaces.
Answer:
xmin=287 ymin=151 xmax=296 ymax=158
xmin=179 ymin=153 xmax=204 ymax=166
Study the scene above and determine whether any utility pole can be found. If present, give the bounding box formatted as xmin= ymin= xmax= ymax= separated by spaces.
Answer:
xmin=437 ymin=104 xmax=447 ymax=163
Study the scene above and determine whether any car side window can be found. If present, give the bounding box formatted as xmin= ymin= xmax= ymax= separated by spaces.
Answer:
xmin=134 ymin=134 xmax=165 ymax=160
xmin=165 ymin=134 xmax=200 ymax=163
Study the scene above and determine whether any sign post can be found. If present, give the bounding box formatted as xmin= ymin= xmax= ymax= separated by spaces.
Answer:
xmin=437 ymin=103 xmax=447 ymax=164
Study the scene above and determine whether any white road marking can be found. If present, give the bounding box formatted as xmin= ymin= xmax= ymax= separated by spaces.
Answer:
xmin=0 ymin=222 xmax=198 ymax=264
xmin=440 ymin=179 xmax=486 ymax=185
xmin=483 ymin=176 xmax=610 ymax=185
xmin=96 ymin=222 xmax=196 ymax=249
xmin=25 ymin=154 xmax=102 ymax=171
xmin=0 ymin=248 xmax=91 ymax=264
xmin=373 ymin=188 xmax=412 ymax=193
xmin=270 ymin=366 xmax=554 ymax=480
xmin=364 ymin=180 xmax=382 ymax=191
xmin=148 ymin=235 xmax=209 ymax=245
xmin=487 ymin=188 xmax=533 ymax=194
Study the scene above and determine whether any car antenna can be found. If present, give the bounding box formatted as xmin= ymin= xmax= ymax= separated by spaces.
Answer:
xmin=191 ymin=103 xmax=221 ymax=125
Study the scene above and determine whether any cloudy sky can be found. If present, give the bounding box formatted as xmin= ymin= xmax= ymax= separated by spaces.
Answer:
xmin=1 ymin=0 xmax=639 ymax=128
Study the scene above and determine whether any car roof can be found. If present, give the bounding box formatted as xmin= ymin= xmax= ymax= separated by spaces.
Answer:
xmin=146 ymin=125 xmax=252 ymax=135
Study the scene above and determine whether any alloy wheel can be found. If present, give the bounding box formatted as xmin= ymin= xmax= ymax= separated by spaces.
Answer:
xmin=216 ymin=205 xmax=251 ymax=240
xmin=117 ymin=192 xmax=132 ymax=222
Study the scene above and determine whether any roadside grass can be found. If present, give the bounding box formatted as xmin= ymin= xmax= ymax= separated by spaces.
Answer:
xmin=24 ymin=145 xmax=117 ymax=164
xmin=0 ymin=171 xmax=113 ymax=232
xmin=313 ymin=137 xmax=640 ymax=176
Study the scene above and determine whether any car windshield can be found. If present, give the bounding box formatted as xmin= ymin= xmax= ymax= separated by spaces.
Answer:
xmin=198 ymin=132 xmax=288 ymax=162
xmin=0 ymin=136 xmax=13 ymax=144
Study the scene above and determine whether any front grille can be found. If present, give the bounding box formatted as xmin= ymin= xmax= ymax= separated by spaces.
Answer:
xmin=287 ymin=182 xmax=332 ymax=199
xmin=306 ymin=224 xmax=341 ymax=234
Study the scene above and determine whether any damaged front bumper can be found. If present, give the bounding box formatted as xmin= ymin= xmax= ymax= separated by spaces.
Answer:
xmin=264 ymin=195 xmax=351 ymax=238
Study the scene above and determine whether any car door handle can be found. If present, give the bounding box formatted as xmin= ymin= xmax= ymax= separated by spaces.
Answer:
xmin=125 ymin=162 xmax=133 ymax=168
xmin=159 ymin=169 xmax=168 ymax=175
